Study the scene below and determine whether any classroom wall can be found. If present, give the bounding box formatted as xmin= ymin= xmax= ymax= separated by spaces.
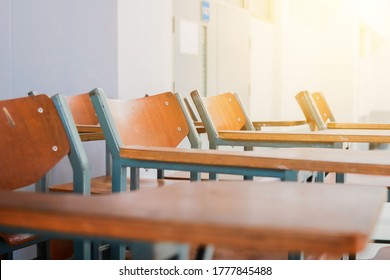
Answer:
xmin=250 ymin=16 xmax=277 ymax=120
xmin=0 ymin=0 xmax=12 ymax=99
xmin=357 ymin=0 xmax=390 ymax=121
xmin=0 ymin=0 xmax=175 ymax=184
xmin=250 ymin=0 xmax=358 ymax=123
xmin=3 ymin=0 xmax=390 ymax=186
xmin=10 ymin=0 xmax=118 ymax=98
xmin=278 ymin=0 xmax=358 ymax=122
xmin=118 ymin=0 xmax=173 ymax=99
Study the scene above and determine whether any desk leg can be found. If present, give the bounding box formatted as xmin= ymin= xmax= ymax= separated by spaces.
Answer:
xmin=316 ymin=172 xmax=324 ymax=182
xmin=244 ymin=146 xmax=254 ymax=181
xmin=284 ymin=170 xmax=299 ymax=182
xmin=130 ymin=167 xmax=140 ymax=191
xmin=190 ymin=171 xmax=201 ymax=181
xmin=195 ymin=245 xmax=215 ymax=260
xmin=336 ymin=173 xmax=345 ymax=183
xmin=288 ymin=251 xmax=304 ymax=260
xmin=112 ymin=160 xmax=128 ymax=192
xmin=73 ymin=240 xmax=91 ymax=260
xmin=285 ymin=171 xmax=304 ymax=260
xmin=111 ymin=244 xmax=126 ymax=260
xmin=157 ymin=169 xmax=164 ymax=179
xmin=105 ymin=144 xmax=112 ymax=176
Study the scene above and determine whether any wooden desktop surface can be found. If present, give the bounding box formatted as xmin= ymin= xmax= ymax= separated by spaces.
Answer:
xmin=120 ymin=146 xmax=390 ymax=176
xmin=0 ymin=181 xmax=386 ymax=254
xmin=327 ymin=122 xmax=390 ymax=130
xmin=218 ymin=128 xmax=390 ymax=144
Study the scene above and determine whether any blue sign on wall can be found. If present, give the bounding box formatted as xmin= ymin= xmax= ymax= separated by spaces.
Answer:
xmin=201 ymin=1 xmax=210 ymax=23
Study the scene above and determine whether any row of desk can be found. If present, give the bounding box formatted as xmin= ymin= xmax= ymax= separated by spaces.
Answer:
xmin=1 ymin=123 xmax=389 ymax=258
xmin=2 ymin=92 xmax=390 ymax=260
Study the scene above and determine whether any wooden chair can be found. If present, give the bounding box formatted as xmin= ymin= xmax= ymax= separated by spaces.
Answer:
xmin=191 ymin=90 xmax=309 ymax=150
xmin=50 ymin=93 xmax=179 ymax=195
xmin=190 ymin=90 xmax=314 ymax=180
xmin=49 ymin=93 xmax=189 ymax=260
xmin=89 ymin=89 xmax=303 ymax=258
xmin=0 ymin=94 xmax=90 ymax=259
xmin=296 ymin=91 xmax=390 ymax=131
xmin=89 ymin=88 xmax=390 ymax=258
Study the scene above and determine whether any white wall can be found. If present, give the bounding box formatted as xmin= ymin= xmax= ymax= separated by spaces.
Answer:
xmin=278 ymin=0 xmax=358 ymax=122
xmin=357 ymin=0 xmax=390 ymax=121
xmin=250 ymin=18 xmax=276 ymax=120
xmin=118 ymin=0 xmax=173 ymax=99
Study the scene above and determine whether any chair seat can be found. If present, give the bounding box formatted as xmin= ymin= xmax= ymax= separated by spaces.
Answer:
xmin=49 ymin=175 xmax=180 ymax=194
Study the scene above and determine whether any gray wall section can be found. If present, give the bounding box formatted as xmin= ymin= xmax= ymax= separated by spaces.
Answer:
xmin=0 ymin=0 xmax=12 ymax=99
xmin=3 ymin=0 xmax=119 ymax=185
xmin=11 ymin=0 xmax=118 ymax=98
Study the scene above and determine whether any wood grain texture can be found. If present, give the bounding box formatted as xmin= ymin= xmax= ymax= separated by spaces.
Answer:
xmin=218 ymin=129 xmax=390 ymax=144
xmin=327 ymin=122 xmax=390 ymax=130
xmin=66 ymin=93 xmax=99 ymax=125
xmin=311 ymin=92 xmax=336 ymax=124
xmin=76 ymin=124 xmax=101 ymax=133
xmin=202 ymin=92 xmax=246 ymax=131
xmin=120 ymin=145 xmax=390 ymax=176
xmin=107 ymin=92 xmax=189 ymax=147
xmin=0 ymin=95 xmax=70 ymax=190
xmin=295 ymin=91 xmax=320 ymax=131
xmin=253 ymin=120 xmax=307 ymax=128
xmin=0 ymin=182 xmax=385 ymax=254
xmin=78 ymin=131 xmax=105 ymax=141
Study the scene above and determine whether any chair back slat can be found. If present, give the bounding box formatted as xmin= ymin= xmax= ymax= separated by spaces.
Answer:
xmin=0 ymin=95 xmax=70 ymax=190
xmin=311 ymin=92 xmax=336 ymax=124
xmin=202 ymin=92 xmax=246 ymax=131
xmin=66 ymin=93 xmax=99 ymax=125
xmin=295 ymin=91 xmax=326 ymax=131
xmin=107 ymin=92 xmax=189 ymax=147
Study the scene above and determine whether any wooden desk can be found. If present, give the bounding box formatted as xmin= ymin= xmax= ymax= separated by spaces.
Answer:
xmin=253 ymin=120 xmax=307 ymax=129
xmin=0 ymin=181 xmax=386 ymax=255
xmin=218 ymin=128 xmax=390 ymax=145
xmin=77 ymin=125 xmax=105 ymax=141
xmin=120 ymin=146 xmax=390 ymax=177
xmin=327 ymin=122 xmax=390 ymax=130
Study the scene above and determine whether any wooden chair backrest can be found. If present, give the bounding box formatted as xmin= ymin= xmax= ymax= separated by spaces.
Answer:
xmin=184 ymin=97 xmax=199 ymax=122
xmin=107 ymin=92 xmax=189 ymax=147
xmin=311 ymin=92 xmax=336 ymax=124
xmin=66 ymin=93 xmax=99 ymax=125
xmin=295 ymin=91 xmax=325 ymax=131
xmin=0 ymin=95 xmax=70 ymax=190
xmin=200 ymin=92 xmax=246 ymax=131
